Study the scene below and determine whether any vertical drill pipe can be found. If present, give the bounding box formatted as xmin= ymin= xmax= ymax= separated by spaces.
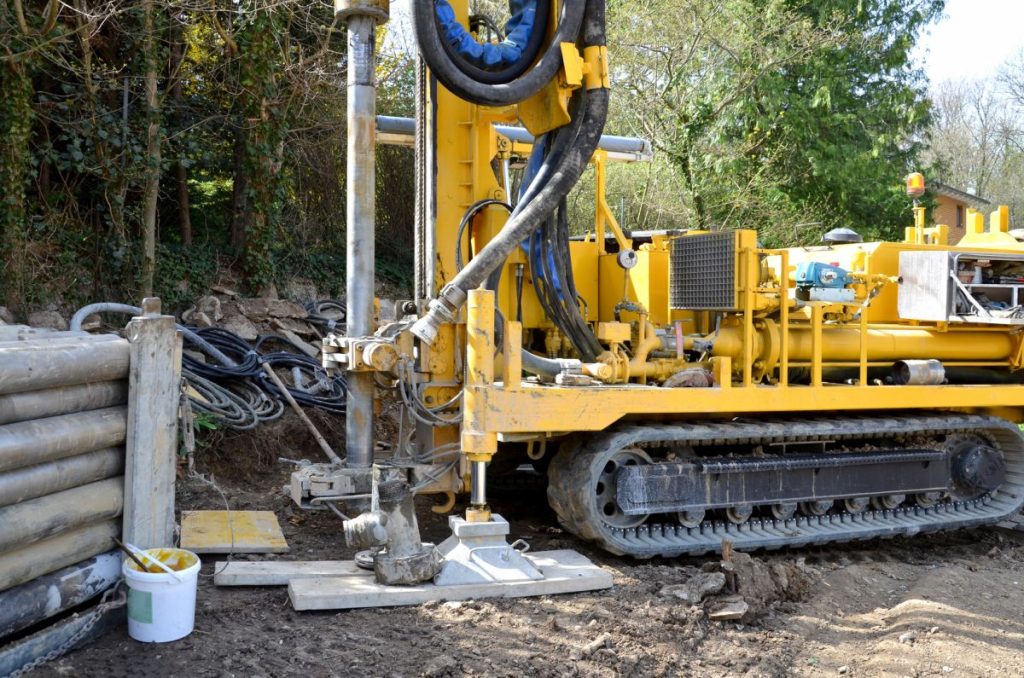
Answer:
xmin=345 ymin=14 xmax=377 ymax=468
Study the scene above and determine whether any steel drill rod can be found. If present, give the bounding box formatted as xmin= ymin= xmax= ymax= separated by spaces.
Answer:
xmin=470 ymin=460 xmax=487 ymax=507
xmin=345 ymin=13 xmax=378 ymax=469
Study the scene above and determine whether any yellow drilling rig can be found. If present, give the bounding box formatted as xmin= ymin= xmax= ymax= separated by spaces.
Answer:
xmin=293 ymin=0 xmax=1024 ymax=574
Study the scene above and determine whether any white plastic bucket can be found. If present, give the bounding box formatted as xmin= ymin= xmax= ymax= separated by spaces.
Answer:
xmin=122 ymin=547 xmax=201 ymax=643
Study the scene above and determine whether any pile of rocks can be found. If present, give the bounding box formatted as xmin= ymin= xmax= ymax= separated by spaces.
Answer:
xmin=0 ymin=306 xmax=70 ymax=331
xmin=181 ymin=285 xmax=329 ymax=359
xmin=659 ymin=549 xmax=812 ymax=623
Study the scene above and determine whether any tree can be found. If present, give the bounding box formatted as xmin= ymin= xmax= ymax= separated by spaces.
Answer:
xmin=605 ymin=0 xmax=942 ymax=243
xmin=923 ymin=54 xmax=1024 ymax=224
xmin=140 ymin=0 xmax=163 ymax=297
xmin=927 ymin=80 xmax=1017 ymax=198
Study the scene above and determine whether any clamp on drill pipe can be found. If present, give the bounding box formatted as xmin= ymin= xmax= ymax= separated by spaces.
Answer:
xmin=411 ymin=284 xmax=466 ymax=345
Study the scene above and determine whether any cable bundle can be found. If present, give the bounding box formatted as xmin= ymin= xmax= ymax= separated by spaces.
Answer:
xmin=304 ymin=299 xmax=346 ymax=334
xmin=182 ymin=327 xmax=262 ymax=379
xmin=255 ymin=334 xmax=347 ymax=414
xmin=71 ymin=301 xmax=346 ymax=432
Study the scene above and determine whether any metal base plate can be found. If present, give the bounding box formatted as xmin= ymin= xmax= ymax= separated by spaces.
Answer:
xmin=433 ymin=514 xmax=542 ymax=586
xmin=287 ymin=549 xmax=612 ymax=610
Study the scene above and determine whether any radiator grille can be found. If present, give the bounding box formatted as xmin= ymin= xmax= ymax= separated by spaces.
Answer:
xmin=669 ymin=232 xmax=737 ymax=309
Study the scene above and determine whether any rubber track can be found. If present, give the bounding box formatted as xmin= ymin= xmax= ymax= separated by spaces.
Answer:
xmin=546 ymin=414 xmax=1024 ymax=558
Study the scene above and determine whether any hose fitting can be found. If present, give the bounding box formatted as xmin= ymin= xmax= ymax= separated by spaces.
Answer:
xmin=411 ymin=284 xmax=466 ymax=345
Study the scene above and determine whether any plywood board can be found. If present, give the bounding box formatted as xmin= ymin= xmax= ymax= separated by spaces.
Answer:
xmin=287 ymin=550 xmax=612 ymax=610
xmin=180 ymin=510 xmax=288 ymax=554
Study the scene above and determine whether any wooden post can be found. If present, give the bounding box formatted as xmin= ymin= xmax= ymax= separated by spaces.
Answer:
xmin=122 ymin=298 xmax=182 ymax=549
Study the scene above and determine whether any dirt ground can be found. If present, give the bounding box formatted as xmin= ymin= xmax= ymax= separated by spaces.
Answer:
xmin=30 ymin=424 xmax=1024 ymax=678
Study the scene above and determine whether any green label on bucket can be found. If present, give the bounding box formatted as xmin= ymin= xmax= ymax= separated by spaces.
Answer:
xmin=127 ymin=588 xmax=153 ymax=624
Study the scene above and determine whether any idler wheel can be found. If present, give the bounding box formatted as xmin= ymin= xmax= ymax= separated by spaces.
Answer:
xmin=725 ymin=505 xmax=754 ymax=524
xmin=952 ymin=443 xmax=1006 ymax=496
xmin=844 ymin=497 xmax=870 ymax=513
xmin=801 ymin=500 xmax=832 ymax=516
xmin=871 ymin=494 xmax=906 ymax=510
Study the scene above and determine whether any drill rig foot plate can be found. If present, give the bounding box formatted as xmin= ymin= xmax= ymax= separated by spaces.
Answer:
xmin=434 ymin=515 xmax=543 ymax=586
xmin=286 ymin=549 xmax=611 ymax=610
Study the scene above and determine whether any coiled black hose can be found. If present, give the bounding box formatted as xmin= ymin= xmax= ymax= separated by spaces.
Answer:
xmin=186 ymin=370 xmax=265 ymax=431
xmin=259 ymin=349 xmax=347 ymax=414
xmin=413 ymin=0 xmax=585 ymax=107
xmin=71 ymin=301 xmax=346 ymax=431
xmin=182 ymin=327 xmax=262 ymax=379
xmin=305 ymin=299 xmax=345 ymax=334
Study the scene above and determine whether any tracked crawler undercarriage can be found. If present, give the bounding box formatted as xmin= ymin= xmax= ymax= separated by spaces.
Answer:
xmin=546 ymin=414 xmax=1024 ymax=558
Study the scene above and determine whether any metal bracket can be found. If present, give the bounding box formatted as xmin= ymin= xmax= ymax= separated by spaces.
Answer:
xmin=288 ymin=462 xmax=372 ymax=510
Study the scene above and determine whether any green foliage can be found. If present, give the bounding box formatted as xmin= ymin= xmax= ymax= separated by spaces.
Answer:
xmin=236 ymin=11 xmax=288 ymax=294
xmin=153 ymin=243 xmax=220 ymax=310
xmin=606 ymin=0 xmax=943 ymax=243
xmin=1 ymin=0 xmax=943 ymax=316
xmin=0 ymin=0 xmax=416 ymax=316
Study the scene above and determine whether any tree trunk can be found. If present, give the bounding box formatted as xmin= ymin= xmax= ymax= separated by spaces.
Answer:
xmin=168 ymin=6 xmax=191 ymax=245
xmin=175 ymin=164 xmax=191 ymax=245
xmin=139 ymin=0 xmax=161 ymax=297
xmin=230 ymin=123 xmax=249 ymax=249
xmin=677 ymin=148 xmax=708 ymax=230
xmin=0 ymin=62 xmax=34 ymax=311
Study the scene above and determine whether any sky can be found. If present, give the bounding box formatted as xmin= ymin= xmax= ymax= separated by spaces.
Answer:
xmin=913 ymin=0 xmax=1024 ymax=84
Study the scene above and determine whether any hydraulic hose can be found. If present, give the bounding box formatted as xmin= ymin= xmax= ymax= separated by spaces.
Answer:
xmin=521 ymin=348 xmax=581 ymax=379
xmin=70 ymin=302 xmax=237 ymax=368
xmin=412 ymin=0 xmax=585 ymax=107
xmin=456 ymin=199 xmax=512 ymax=271
xmin=412 ymin=0 xmax=609 ymax=353
xmin=412 ymin=88 xmax=609 ymax=344
xmin=70 ymin=301 xmax=344 ymax=428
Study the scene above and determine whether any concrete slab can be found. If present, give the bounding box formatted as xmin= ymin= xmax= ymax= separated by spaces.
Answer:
xmin=287 ymin=550 xmax=612 ymax=610
xmin=180 ymin=510 xmax=288 ymax=554
xmin=214 ymin=560 xmax=363 ymax=586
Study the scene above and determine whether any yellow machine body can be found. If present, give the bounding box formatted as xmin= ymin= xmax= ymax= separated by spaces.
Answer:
xmin=408 ymin=0 xmax=1024 ymax=454
xmin=347 ymin=0 xmax=1024 ymax=556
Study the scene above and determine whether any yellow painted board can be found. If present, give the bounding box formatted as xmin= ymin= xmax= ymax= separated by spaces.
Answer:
xmin=180 ymin=510 xmax=289 ymax=554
